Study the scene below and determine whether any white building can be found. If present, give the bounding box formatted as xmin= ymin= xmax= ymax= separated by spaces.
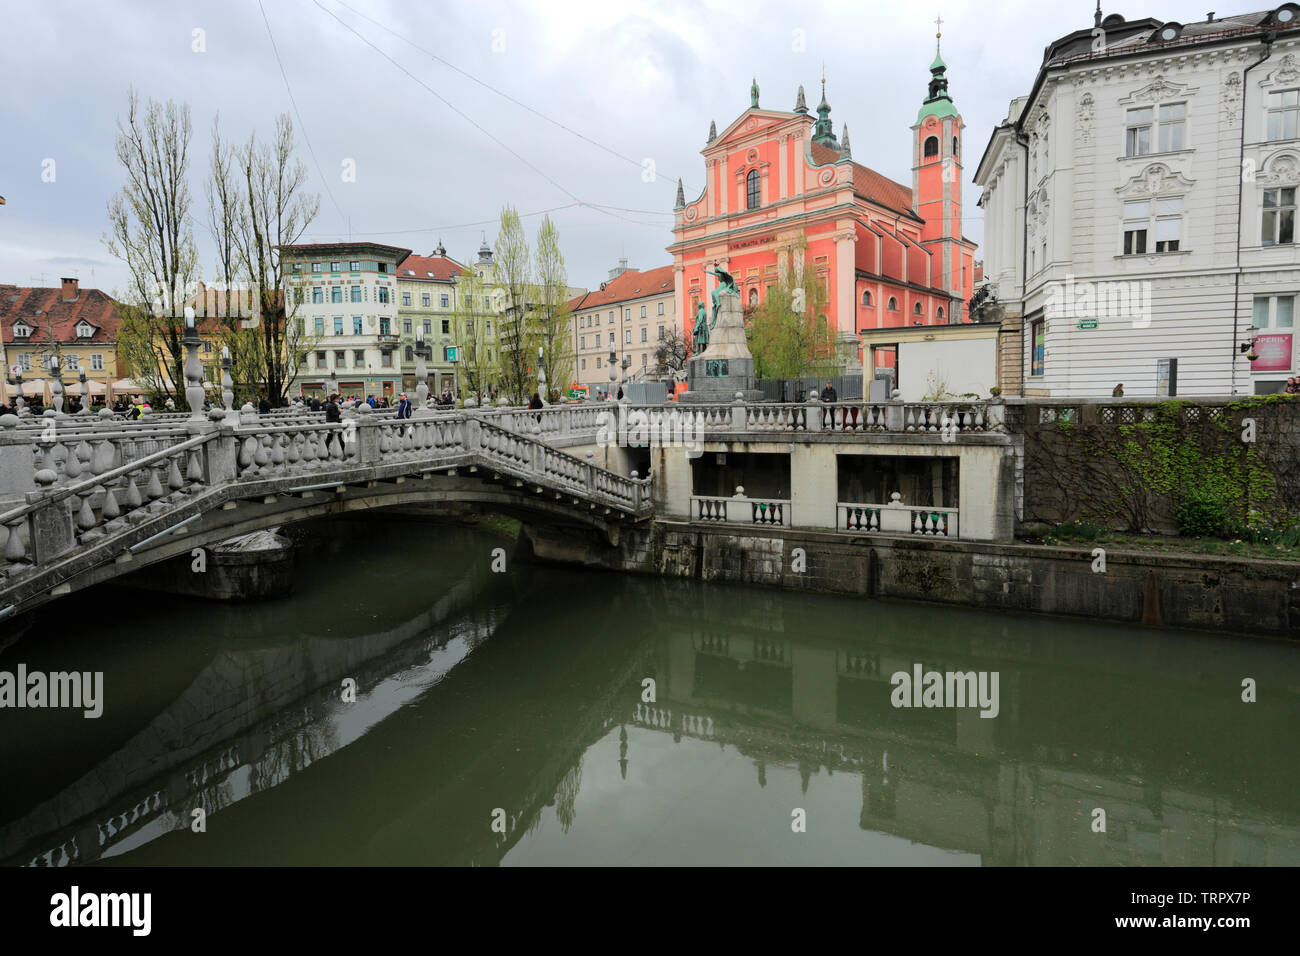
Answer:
xmin=975 ymin=6 xmax=1300 ymax=397
xmin=281 ymin=242 xmax=411 ymax=402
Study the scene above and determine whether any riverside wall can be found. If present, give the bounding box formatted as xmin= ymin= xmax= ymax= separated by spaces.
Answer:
xmin=523 ymin=520 xmax=1299 ymax=640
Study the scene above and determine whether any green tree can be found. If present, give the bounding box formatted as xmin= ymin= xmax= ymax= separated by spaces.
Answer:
xmin=746 ymin=239 xmax=837 ymax=398
xmin=493 ymin=205 xmax=533 ymax=403
xmin=452 ymin=256 xmax=498 ymax=402
xmin=532 ymin=215 xmax=573 ymax=402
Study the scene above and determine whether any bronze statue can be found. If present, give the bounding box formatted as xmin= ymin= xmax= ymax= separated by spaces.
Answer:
xmin=706 ymin=267 xmax=739 ymax=326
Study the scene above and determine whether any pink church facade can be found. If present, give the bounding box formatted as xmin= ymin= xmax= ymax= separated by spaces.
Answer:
xmin=668 ymin=60 xmax=976 ymax=375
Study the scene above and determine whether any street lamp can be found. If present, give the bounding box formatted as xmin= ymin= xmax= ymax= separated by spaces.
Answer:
xmin=608 ymin=348 xmax=617 ymax=401
xmin=415 ymin=326 xmax=431 ymax=408
xmin=47 ymin=352 xmax=64 ymax=414
xmin=221 ymin=346 xmax=238 ymax=424
xmin=536 ymin=345 xmax=547 ymax=406
xmin=182 ymin=306 xmax=205 ymax=420
xmin=620 ymin=354 xmax=631 ymax=400
xmin=11 ymin=369 xmax=24 ymax=416
xmin=78 ymin=369 xmax=89 ymax=414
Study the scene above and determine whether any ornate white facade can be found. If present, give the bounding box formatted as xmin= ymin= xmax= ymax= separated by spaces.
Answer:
xmin=976 ymin=9 xmax=1300 ymax=397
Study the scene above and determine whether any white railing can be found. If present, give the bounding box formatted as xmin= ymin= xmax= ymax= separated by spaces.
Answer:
xmin=691 ymin=493 xmax=790 ymax=526
xmin=837 ymin=499 xmax=958 ymax=537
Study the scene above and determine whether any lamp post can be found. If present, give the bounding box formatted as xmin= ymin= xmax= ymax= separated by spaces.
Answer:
xmin=620 ymin=354 xmax=631 ymax=400
xmin=415 ymin=326 xmax=430 ymax=408
xmin=48 ymin=353 xmax=64 ymax=415
xmin=608 ymin=348 xmax=617 ymax=401
xmin=220 ymin=345 xmax=238 ymax=424
xmin=182 ymin=307 xmax=205 ymax=420
xmin=11 ymin=369 xmax=24 ymax=416
xmin=536 ymin=345 xmax=547 ymax=406
xmin=78 ymin=370 xmax=89 ymax=414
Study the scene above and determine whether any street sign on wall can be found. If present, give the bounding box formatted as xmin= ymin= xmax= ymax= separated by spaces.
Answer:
xmin=1078 ymin=318 xmax=1098 ymax=330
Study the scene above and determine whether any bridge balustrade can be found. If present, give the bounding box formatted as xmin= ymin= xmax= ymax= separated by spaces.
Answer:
xmin=0 ymin=407 xmax=651 ymax=611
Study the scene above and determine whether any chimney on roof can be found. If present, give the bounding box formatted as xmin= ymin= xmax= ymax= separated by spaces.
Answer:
xmin=1207 ymin=12 xmax=1215 ymax=22
xmin=61 ymin=277 xmax=79 ymax=302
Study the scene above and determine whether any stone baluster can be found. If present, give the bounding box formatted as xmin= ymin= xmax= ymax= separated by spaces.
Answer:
xmin=805 ymin=395 xmax=822 ymax=432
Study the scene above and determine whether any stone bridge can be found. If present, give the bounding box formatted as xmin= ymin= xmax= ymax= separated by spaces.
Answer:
xmin=1 ymin=393 xmax=1035 ymax=617
xmin=0 ymin=403 xmax=650 ymax=618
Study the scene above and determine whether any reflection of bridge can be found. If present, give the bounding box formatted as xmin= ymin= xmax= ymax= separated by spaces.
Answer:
xmin=0 ymin=405 xmax=649 ymax=617
xmin=9 ymin=562 xmax=1300 ymax=866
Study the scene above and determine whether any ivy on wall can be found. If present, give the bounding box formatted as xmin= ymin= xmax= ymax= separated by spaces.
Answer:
xmin=1028 ymin=399 xmax=1288 ymax=536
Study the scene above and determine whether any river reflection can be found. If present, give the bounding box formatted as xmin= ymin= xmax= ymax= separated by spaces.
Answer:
xmin=2 ymin=518 xmax=1298 ymax=866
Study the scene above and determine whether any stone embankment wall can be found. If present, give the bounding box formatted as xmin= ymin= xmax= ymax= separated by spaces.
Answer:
xmin=523 ymin=521 xmax=1299 ymax=640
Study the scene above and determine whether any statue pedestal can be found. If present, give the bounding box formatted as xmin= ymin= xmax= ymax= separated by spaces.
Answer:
xmin=679 ymin=293 xmax=763 ymax=404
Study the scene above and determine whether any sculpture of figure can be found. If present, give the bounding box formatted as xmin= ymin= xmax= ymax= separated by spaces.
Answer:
xmin=706 ymin=267 xmax=739 ymax=326
xmin=692 ymin=300 xmax=712 ymax=352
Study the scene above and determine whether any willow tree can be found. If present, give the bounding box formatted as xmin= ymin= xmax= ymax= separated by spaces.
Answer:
xmin=494 ymin=205 xmax=533 ymax=403
xmin=746 ymin=239 xmax=837 ymax=399
xmin=103 ymin=88 xmax=198 ymax=399
xmin=232 ymin=114 xmax=319 ymax=403
xmin=532 ymin=215 xmax=573 ymax=402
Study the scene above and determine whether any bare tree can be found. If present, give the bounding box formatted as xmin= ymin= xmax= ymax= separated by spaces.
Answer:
xmin=103 ymin=88 xmax=199 ymax=400
xmin=205 ymin=115 xmax=260 ymax=403
xmin=654 ymin=327 xmax=690 ymax=378
xmin=232 ymin=114 xmax=319 ymax=403
xmin=532 ymin=215 xmax=573 ymax=402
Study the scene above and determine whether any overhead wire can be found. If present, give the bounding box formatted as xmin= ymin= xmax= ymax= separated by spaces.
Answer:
xmin=258 ymin=0 xmax=347 ymax=225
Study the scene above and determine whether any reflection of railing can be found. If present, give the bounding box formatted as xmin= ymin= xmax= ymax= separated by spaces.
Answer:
xmin=692 ymin=494 xmax=789 ymax=526
xmin=838 ymin=499 xmax=958 ymax=537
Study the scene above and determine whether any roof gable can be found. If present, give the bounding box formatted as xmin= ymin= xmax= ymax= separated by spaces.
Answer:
xmin=711 ymin=109 xmax=808 ymax=150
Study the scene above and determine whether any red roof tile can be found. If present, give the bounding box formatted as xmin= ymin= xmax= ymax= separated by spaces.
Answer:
xmin=809 ymin=143 xmax=916 ymax=219
xmin=568 ymin=265 xmax=675 ymax=313
xmin=0 ymin=283 xmax=123 ymax=345
xmin=395 ymin=253 xmax=465 ymax=282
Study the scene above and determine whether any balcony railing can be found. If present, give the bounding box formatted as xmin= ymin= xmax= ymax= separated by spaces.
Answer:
xmin=837 ymin=497 xmax=958 ymax=537
xmin=691 ymin=492 xmax=789 ymax=526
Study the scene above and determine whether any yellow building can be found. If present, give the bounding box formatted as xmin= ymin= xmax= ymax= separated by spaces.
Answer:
xmin=1 ymin=278 xmax=125 ymax=405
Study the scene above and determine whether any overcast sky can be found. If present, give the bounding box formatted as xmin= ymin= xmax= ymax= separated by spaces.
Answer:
xmin=0 ymin=0 xmax=1224 ymax=298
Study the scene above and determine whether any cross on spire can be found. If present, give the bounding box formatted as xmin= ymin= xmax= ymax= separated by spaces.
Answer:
xmin=935 ymin=13 xmax=943 ymax=54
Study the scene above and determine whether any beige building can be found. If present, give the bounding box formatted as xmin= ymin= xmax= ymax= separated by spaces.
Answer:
xmin=395 ymin=241 xmax=496 ymax=396
xmin=567 ymin=261 xmax=677 ymax=394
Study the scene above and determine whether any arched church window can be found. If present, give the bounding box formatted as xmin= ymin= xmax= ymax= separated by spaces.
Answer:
xmin=913 ymin=302 xmax=923 ymax=315
xmin=953 ymin=137 xmax=959 ymax=157
xmin=924 ymin=136 xmax=939 ymax=159
xmin=936 ymin=306 xmax=945 ymax=320
xmin=862 ymin=290 xmax=873 ymax=307
xmin=887 ymin=297 xmax=898 ymax=311
xmin=746 ymin=169 xmax=761 ymax=210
